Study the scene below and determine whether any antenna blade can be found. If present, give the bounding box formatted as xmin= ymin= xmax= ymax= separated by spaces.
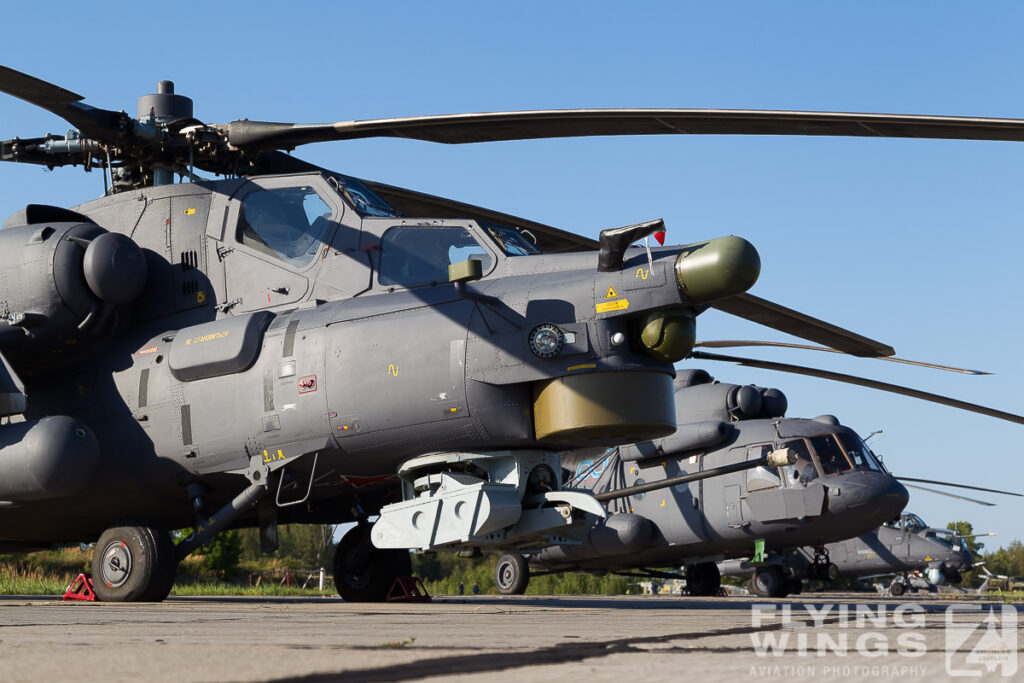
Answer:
xmin=694 ymin=340 xmax=989 ymax=374
xmin=902 ymin=483 xmax=995 ymax=506
xmin=689 ymin=350 xmax=1024 ymax=425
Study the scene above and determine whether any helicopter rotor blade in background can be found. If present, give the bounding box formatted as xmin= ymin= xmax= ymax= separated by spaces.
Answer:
xmin=902 ymin=483 xmax=995 ymax=506
xmin=694 ymin=340 xmax=989 ymax=374
xmin=0 ymin=65 xmax=125 ymax=142
xmin=221 ymin=109 xmax=1024 ymax=151
xmin=689 ymin=350 xmax=1024 ymax=425
xmin=707 ymin=293 xmax=894 ymax=357
xmin=895 ymin=477 xmax=1023 ymax=497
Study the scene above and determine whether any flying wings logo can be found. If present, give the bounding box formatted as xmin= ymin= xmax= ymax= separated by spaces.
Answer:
xmin=945 ymin=605 xmax=1018 ymax=677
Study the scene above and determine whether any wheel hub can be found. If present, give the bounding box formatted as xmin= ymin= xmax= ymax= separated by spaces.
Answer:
xmin=99 ymin=541 xmax=132 ymax=588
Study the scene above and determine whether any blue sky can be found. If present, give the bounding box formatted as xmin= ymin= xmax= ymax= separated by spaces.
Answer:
xmin=2 ymin=2 xmax=1022 ymax=549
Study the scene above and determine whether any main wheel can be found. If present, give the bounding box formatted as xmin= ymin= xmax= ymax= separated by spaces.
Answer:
xmin=686 ymin=562 xmax=721 ymax=596
xmin=495 ymin=554 xmax=530 ymax=595
xmin=333 ymin=525 xmax=411 ymax=602
xmin=749 ymin=566 xmax=785 ymax=598
xmin=890 ymin=580 xmax=906 ymax=597
xmin=91 ymin=525 xmax=177 ymax=602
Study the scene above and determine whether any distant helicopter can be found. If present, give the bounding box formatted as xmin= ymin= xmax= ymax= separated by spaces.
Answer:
xmin=4 ymin=63 xmax=1024 ymax=603
xmin=719 ymin=511 xmax=1006 ymax=596
xmin=492 ymin=369 xmax=1022 ymax=598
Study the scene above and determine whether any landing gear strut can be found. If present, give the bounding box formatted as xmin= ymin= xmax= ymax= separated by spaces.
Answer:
xmin=91 ymin=525 xmax=177 ymax=602
xmin=333 ymin=524 xmax=411 ymax=602
xmin=809 ymin=546 xmax=838 ymax=582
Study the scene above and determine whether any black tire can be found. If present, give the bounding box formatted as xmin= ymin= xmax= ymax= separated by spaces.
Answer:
xmin=495 ymin=554 xmax=530 ymax=595
xmin=890 ymin=581 xmax=906 ymax=597
xmin=333 ymin=525 xmax=412 ymax=602
xmin=750 ymin=566 xmax=785 ymax=598
xmin=686 ymin=562 xmax=721 ymax=596
xmin=92 ymin=525 xmax=174 ymax=602
xmin=138 ymin=527 xmax=178 ymax=602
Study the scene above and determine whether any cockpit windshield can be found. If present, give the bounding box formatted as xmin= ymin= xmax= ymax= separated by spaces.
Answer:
xmin=838 ymin=433 xmax=884 ymax=472
xmin=329 ymin=174 xmax=399 ymax=218
xmin=483 ymin=224 xmax=542 ymax=256
xmin=809 ymin=434 xmax=852 ymax=475
xmin=903 ymin=513 xmax=927 ymax=532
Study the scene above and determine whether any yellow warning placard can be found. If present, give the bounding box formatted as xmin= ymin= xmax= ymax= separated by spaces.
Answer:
xmin=605 ymin=285 xmax=619 ymax=299
xmin=596 ymin=299 xmax=629 ymax=314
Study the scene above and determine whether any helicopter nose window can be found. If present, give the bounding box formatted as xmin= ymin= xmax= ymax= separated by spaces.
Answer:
xmin=237 ymin=187 xmax=332 ymax=267
xmin=837 ymin=433 xmax=882 ymax=472
xmin=379 ymin=226 xmax=494 ymax=287
xmin=809 ymin=434 xmax=852 ymax=475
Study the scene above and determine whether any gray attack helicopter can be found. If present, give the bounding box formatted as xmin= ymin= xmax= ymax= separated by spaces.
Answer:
xmin=3 ymin=64 xmax=1024 ymax=603
xmin=491 ymin=367 xmax=1024 ymax=599
xmin=721 ymin=511 xmax=1007 ymax=597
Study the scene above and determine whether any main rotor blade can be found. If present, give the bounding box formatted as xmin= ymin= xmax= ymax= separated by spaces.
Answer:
xmin=896 ymin=477 xmax=1022 ymax=497
xmin=689 ymin=350 xmax=1024 ymax=425
xmin=902 ymin=483 xmax=995 ymax=507
xmin=695 ymin=340 xmax=988 ymax=374
xmin=0 ymin=65 xmax=124 ymax=141
xmin=222 ymin=108 xmax=1024 ymax=151
xmin=708 ymin=293 xmax=894 ymax=357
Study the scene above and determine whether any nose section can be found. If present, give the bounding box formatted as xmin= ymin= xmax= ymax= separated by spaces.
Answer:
xmin=956 ymin=546 xmax=975 ymax=571
xmin=826 ymin=471 xmax=910 ymax=530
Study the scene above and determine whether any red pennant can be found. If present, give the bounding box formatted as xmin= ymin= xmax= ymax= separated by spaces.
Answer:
xmin=653 ymin=231 xmax=666 ymax=246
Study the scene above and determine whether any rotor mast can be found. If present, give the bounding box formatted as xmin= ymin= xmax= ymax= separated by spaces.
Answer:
xmin=136 ymin=80 xmax=192 ymax=186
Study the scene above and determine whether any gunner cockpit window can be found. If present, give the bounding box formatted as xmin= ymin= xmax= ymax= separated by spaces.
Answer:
xmin=379 ymin=226 xmax=494 ymax=287
xmin=237 ymin=187 xmax=332 ymax=267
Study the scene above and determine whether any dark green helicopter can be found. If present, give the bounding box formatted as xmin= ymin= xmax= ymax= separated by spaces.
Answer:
xmin=2 ymin=64 xmax=1023 ymax=602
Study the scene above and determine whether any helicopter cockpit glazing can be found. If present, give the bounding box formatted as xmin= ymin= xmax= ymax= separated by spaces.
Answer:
xmin=779 ymin=438 xmax=819 ymax=485
xmin=378 ymin=225 xmax=496 ymax=287
xmin=903 ymin=513 xmax=927 ymax=532
xmin=329 ymin=174 xmax=398 ymax=218
xmin=482 ymin=224 xmax=541 ymax=256
xmin=887 ymin=512 xmax=928 ymax=532
xmin=837 ymin=433 xmax=884 ymax=472
xmin=809 ymin=434 xmax=853 ymax=475
xmin=237 ymin=186 xmax=332 ymax=268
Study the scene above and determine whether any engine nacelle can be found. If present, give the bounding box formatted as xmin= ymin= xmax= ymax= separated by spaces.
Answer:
xmin=0 ymin=416 xmax=100 ymax=501
xmin=0 ymin=214 xmax=147 ymax=357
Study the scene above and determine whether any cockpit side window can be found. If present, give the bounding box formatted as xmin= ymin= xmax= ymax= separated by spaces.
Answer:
xmin=237 ymin=186 xmax=332 ymax=268
xmin=379 ymin=226 xmax=494 ymax=287
xmin=780 ymin=438 xmax=818 ymax=484
xmin=745 ymin=443 xmax=782 ymax=491
xmin=809 ymin=434 xmax=852 ymax=475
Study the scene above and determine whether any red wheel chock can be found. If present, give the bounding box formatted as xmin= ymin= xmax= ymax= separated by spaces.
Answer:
xmin=63 ymin=573 xmax=96 ymax=601
xmin=386 ymin=576 xmax=431 ymax=603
